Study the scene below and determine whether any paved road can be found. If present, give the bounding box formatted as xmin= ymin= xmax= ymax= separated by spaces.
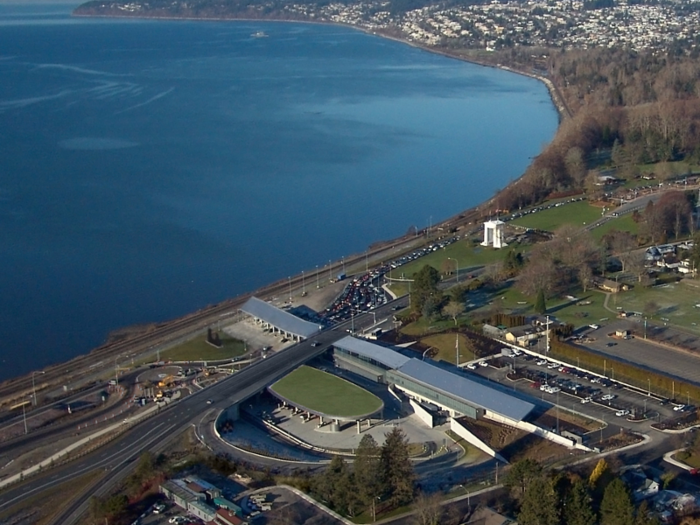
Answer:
xmin=577 ymin=321 xmax=700 ymax=394
xmin=0 ymin=298 xmax=408 ymax=523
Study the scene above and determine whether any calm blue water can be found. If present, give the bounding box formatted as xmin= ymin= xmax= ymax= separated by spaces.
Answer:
xmin=0 ymin=3 xmax=558 ymax=380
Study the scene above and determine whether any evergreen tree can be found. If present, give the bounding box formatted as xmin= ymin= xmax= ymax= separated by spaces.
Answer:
xmin=354 ymin=434 xmax=382 ymax=521
xmin=535 ymin=289 xmax=547 ymax=314
xmin=565 ymin=480 xmax=597 ymax=525
xmin=410 ymin=265 xmax=442 ymax=315
xmin=380 ymin=427 xmax=415 ymax=507
xmin=317 ymin=455 xmax=353 ymax=514
xmin=635 ymin=500 xmax=660 ymax=525
xmin=518 ymin=476 xmax=559 ymax=525
xmin=505 ymin=458 xmax=543 ymax=498
xmin=600 ymin=478 xmax=634 ymax=525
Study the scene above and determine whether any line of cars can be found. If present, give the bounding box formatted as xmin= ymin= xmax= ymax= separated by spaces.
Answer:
xmin=322 ymin=237 xmax=459 ymax=324
xmin=502 ymin=197 xmax=586 ymax=222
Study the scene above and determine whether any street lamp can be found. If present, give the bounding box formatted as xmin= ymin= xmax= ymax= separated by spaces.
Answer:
xmin=447 ymin=257 xmax=459 ymax=283
xmin=648 ymin=378 xmax=651 ymax=397
xmin=316 ymin=265 xmax=320 ymax=289
xmin=31 ymin=371 xmax=45 ymax=407
xmin=288 ymin=276 xmax=292 ymax=304
xmin=302 ymin=271 xmax=305 ymax=295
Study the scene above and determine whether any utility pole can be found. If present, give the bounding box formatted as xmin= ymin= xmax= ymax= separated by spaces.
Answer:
xmin=456 ymin=334 xmax=460 ymax=367
xmin=545 ymin=315 xmax=550 ymax=356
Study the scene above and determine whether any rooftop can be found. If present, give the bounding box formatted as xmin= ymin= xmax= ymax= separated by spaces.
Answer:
xmin=334 ymin=335 xmax=411 ymax=370
xmin=241 ymin=297 xmax=321 ymax=339
xmin=395 ymin=359 xmax=535 ymax=421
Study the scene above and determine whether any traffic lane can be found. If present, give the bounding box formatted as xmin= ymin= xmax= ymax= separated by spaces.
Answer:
xmin=0 ymin=327 xmax=353 ymax=511
xmin=0 ymin=415 xmax=180 ymax=511
xmin=572 ymin=321 xmax=700 ymax=392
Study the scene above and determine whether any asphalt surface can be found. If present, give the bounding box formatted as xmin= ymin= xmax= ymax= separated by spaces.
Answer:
xmin=576 ymin=321 xmax=700 ymax=393
xmin=0 ymin=298 xmax=408 ymax=524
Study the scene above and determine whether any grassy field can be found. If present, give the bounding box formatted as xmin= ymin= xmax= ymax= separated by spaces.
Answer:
xmin=270 ymin=365 xmax=383 ymax=418
xmin=162 ymin=331 xmax=246 ymax=362
xmin=590 ymin=214 xmax=639 ymax=240
xmin=421 ymin=333 xmax=477 ymax=364
xmin=388 ymin=240 xmax=513 ymax=282
xmin=511 ymin=201 xmax=603 ymax=231
xmin=608 ymin=281 xmax=700 ymax=333
xmin=400 ymin=316 xmax=459 ymax=337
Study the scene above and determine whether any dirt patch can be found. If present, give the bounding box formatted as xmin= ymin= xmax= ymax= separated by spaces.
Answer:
xmin=457 ymin=417 xmax=574 ymax=464
xmin=533 ymin=408 xmax=600 ymax=435
xmin=598 ymin=431 xmax=643 ymax=452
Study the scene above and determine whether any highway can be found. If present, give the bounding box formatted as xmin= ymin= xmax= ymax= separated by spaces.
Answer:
xmin=0 ymin=298 xmax=408 ymax=524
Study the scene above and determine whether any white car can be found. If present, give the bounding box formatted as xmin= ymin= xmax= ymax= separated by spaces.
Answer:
xmin=536 ymin=359 xmax=547 ymax=366
xmin=615 ymin=409 xmax=630 ymax=417
xmin=548 ymin=386 xmax=561 ymax=393
xmin=674 ymin=404 xmax=686 ymax=412
xmin=589 ymin=324 xmax=600 ymax=330
xmin=547 ymin=362 xmax=558 ymax=369
xmin=466 ymin=363 xmax=477 ymax=370
xmin=601 ymin=394 xmax=616 ymax=401
xmin=581 ymin=396 xmax=592 ymax=404
xmin=479 ymin=360 xmax=489 ymax=367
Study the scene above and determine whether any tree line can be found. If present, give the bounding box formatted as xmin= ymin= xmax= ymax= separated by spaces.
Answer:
xmin=307 ymin=428 xmax=415 ymax=519
xmin=505 ymin=458 xmax=660 ymax=525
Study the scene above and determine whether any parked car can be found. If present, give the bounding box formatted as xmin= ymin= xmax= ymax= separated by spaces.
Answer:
xmin=466 ymin=363 xmax=477 ymax=370
xmin=674 ymin=404 xmax=686 ymax=412
xmin=601 ymin=394 xmax=616 ymax=401
xmin=616 ymin=409 xmax=630 ymax=417
xmin=581 ymin=396 xmax=592 ymax=404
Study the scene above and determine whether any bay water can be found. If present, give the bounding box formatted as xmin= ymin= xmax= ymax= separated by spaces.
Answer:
xmin=0 ymin=3 xmax=558 ymax=379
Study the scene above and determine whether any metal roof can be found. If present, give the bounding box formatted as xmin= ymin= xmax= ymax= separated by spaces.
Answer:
xmin=395 ymin=359 xmax=534 ymax=421
xmin=334 ymin=336 xmax=411 ymax=370
xmin=241 ymin=297 xmax=321 ymax=339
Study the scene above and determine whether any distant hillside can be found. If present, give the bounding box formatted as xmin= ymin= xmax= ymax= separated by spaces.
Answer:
xmin=73 ymin=0 xmax=494 ymax=19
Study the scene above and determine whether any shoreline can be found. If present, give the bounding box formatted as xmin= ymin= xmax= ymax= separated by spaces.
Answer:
xmin=1 ymin=9 xmax=564 ymax=393
xmin=72 ymin=10 xmax=569 ymax=121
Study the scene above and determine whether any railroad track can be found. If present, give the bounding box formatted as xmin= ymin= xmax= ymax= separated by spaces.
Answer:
xmin=0 ymin=204 xmax=488 ymax=409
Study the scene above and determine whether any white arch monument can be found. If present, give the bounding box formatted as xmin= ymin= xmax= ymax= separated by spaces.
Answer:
xmin=481 ymin=220 xmax=506 ymax=249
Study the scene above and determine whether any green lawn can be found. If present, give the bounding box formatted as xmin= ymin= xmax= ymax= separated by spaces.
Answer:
xmin=270 ymin=365 xmax=383 ymax=418
xmin=389 ymin=240 xmax=514 ymax=282
xmin=546 ymin=291 xmax=613 ymax=328
xmin=608 ymin=281 xmax=700 ymax=334
xmin=161 ymin=331 xmax=246 ymax=362
xmin=421 ymin=333 xmax=477 ymax=364
xmin=590 ymin=214 xmax=639 ymax=240
xmin=511 ymin=201 xmax=603 ymax=231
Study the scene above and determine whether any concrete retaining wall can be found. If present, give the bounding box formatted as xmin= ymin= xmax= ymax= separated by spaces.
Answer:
xmin=409 ymin=399 xmax=435 ymax=428
xmin=484 ymin=411 xmax=591 ymax=451
xmin=449 ymin=418 xmax=507 ymax=463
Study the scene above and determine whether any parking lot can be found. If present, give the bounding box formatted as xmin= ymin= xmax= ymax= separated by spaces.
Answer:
xmin=473 ymin=349 xmax=684 ymax=429
xmin=578 ymin=321 xmax=700 ymax=387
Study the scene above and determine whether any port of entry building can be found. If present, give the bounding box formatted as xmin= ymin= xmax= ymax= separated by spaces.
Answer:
xmin=240 ymin=297 xmax=322 ymax=342
xmin=332 ymin=336 xmax=534 ymax=424
xmin=332 ymin=335 xmax=410 ymax=383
